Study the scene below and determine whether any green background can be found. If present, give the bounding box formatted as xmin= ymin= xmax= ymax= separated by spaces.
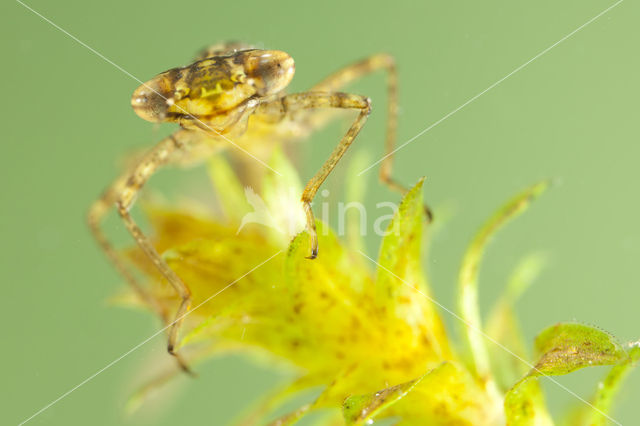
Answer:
xmin=3 ymin=0 xmax=639 ymax=424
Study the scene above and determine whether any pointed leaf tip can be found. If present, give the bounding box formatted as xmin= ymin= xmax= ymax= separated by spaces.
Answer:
xmin=531 ymin=322 xmax=627 ymax=377
xmin=343 ymin=379 xmax=419 ymax=425
xmin=506 ymin=322 xmax=627 ymax=425
xmin=458 ymin=181 xmax=550 ymax=382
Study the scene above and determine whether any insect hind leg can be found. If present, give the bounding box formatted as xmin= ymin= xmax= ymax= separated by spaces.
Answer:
xmin=194 ymin=41 xmax=255 ymax=61
xmin=312 ymin=53 xmax=433 ymax=221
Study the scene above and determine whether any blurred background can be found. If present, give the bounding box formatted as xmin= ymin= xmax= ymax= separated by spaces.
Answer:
xmin=2 ymin=0 xmax=639 ymax=424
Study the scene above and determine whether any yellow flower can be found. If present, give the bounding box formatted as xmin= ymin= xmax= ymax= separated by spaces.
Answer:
xmin=121 ymin=150 xmax=638 ymax=425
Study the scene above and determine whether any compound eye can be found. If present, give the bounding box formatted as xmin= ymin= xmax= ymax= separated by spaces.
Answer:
xmin=131 ymin=81 xmax=170 ymax=122
xmin=131 ymin=91 xmax=150 ymax=107
xmin=244 ymin=50 xmax=295 ymax=95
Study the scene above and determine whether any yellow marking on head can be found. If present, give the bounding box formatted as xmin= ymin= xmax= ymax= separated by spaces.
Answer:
xmin=200 ymin=82 xmax=225 ymax=98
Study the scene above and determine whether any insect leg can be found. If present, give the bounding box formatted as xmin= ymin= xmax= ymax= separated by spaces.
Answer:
xmin=258 ymin=92 xmax=371 ymax=258
xmin=88 ymin=131 xmax=196 ymax=374
xmin=88 ymin=178 xmax=168 ymax=321
xmin=194 ymin=41 xmax=254 ymax=61
xmin=312 ymin=54 xmax=432 ymax=221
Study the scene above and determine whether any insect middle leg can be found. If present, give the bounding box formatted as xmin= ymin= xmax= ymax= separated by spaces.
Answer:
xmin=88 ymin=131 xmax=197 ymax=374
xmin=312 ymin=53 xmax=433 ymax=221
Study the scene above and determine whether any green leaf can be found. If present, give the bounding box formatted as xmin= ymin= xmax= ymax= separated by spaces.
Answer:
xmin=505 ymin=323 xmax=628 ymax=425
xmin=343 ymin=378 xmax=420 ymax=426
xmin=267 ymin=403 xmax=312 ymax=426
xmin=261 ymin=149 xmax=306 ymax=240
xmin=341 ymin=362 xmax=496 ymax=426
xmin=502 ymin=253 xmax=547 ymax=303
xmin=375 ymin=177 xmax=427 ymax=308
xmin=344 ymin=150 xmax=370 ymax=254
xmin=531 ymin=322 xmax=627 ymax=377
xmin=207 ymin=154 xmax=251 ymax=223
xmin=374 ymin=178 xmax=451 ymax=359
xmin=458 ymin=181 xmax=549 ymax=382
xmin=285 ymin=221 xmax=371 ymax=299
xmin=589 ymin=342 xmax=640 ymax=426
xmin=232 ymin=377 xmax=320 ymax=426
xmin=263 ymin=148 xmax=303 ymax=198
xmin=125 ymin=368 xmax=181 ymax=415
xmin=486 ymin=253 xmax=547 ymax=390
xmin=125 ymin=344 xmax=229 ymax=415
xmin=503 ymin=378 xmax=553 ymax=426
